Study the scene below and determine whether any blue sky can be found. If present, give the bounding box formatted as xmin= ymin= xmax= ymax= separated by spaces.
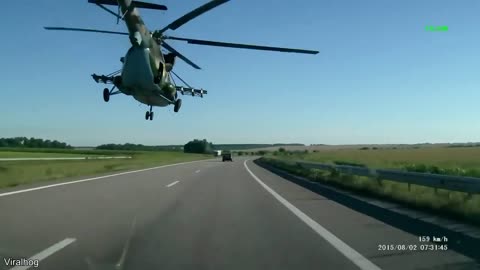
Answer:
xmin=1 ymin=0 xmax=480 ymax=146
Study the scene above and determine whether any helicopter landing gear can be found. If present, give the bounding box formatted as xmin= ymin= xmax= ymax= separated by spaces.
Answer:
xmin=145 ymin=106 xmax=153 ymax=120
xmin=103 ymin=85 xmax=121 ymax=103
xmin=103 ymin=88 xmax=110 ymax=102
xmin=174 ymin=99 xmax=182 ymax=113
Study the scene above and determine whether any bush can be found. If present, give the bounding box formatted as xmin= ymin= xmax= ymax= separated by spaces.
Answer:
xmin=184 ymin=139 xmax=213 ymax=154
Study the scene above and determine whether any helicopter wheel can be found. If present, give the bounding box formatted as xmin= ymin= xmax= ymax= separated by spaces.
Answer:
xmin=103 ymin=88 xmax=110 ymax=102
xmin=174 ymin=99 xmax=182 ymax=113
xmin=149 ymin=111 xmax=154 ymax=121
xmin=145 ymin=111 xmax=150 ymax=120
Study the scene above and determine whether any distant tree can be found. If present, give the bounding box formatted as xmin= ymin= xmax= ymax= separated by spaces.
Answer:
xmin=184 ymin=139 xmax=213 ymax=154
xmin=278 ymin=147 xmax=286 ymax=153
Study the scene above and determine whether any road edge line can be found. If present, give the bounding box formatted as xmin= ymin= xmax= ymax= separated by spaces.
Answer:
xmin=0 ymin=159 xmax=209 ymax=197
xmin=244 ymin=160 xmax=382 ymax=270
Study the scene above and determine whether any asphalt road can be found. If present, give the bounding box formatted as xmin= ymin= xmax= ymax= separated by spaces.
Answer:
xmin=0 ymin=157 xmax=477 ymax=270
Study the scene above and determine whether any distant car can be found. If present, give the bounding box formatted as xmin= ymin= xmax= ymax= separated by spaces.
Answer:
xmin=222 ymin=152 xmax=233 ymax=162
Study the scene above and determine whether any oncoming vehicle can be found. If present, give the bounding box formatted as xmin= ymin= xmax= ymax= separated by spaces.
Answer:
xmin=222 ymin=152 xmax=233 ymax=162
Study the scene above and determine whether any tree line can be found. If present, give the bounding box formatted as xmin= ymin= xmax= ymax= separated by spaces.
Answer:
xmin=0 ymin=137 xmax=73 ymax=149
xmin=96 ymin=143 xmax=183 ymax=151
xmin=1 ymin=137 xmax=303 ymax=155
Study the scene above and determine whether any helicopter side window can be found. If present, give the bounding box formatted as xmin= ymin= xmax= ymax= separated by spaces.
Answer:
xmin=158 ymin=62 xmax=164 ymax=78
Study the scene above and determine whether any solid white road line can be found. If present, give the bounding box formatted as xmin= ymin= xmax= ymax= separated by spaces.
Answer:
xmin=166 ymin=181 xmax=180 ymax=188
xmin=9 ymin=238 xmax=76 ymax=270
xmin=0 ymin=160 xmax=209 ymax=198
xmin=243 ymin=160 xmax=382 ymax=270
xmin=0 ymin=156 xmax=131 ymax=161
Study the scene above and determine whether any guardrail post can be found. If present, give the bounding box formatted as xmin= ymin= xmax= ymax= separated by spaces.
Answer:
xmin=329 ymin=168 xmax=339 ymax=178
xmin=376 ymin=176 xmax=382 ymax=187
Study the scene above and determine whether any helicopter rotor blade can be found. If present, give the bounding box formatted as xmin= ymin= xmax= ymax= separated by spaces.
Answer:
xmin=157 ymin=0 xmax=229 ymax=34
xmin=88 ymin=0 xmax=167 ymax=10
xmin=164 ymin=36 xmax=319 ymax=55
xmin=161 ymin=42 xmax=201 ymax=70
xmin=44 ymin=27 xmax=129 ymax=36
xmin=171 ymin=70 xmax=193 ymax=88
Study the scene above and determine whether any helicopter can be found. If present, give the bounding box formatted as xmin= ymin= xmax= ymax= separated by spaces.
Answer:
xmin=44 ymin=0 xmax=319 ymax=121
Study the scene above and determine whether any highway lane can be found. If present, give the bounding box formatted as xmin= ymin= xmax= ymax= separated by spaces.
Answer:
xmin=0 ymin=157 xmax=477 ymax=270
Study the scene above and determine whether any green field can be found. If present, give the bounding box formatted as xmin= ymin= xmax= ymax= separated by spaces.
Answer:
xmin=0 ymin=150 xmax=211 ymax=189
xmin=261 ymin=147 xmax=480 ymax=226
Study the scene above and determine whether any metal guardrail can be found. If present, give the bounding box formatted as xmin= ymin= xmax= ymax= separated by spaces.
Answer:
xmin=294 ymin=160 xmax=480 ymax=194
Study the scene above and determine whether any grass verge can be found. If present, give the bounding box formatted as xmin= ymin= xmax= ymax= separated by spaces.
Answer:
xmin=0 ymin=151 xmax=211 ymax=189
xmin=259 ymin=157 xmax=480 ymax=227
xmin=0 ymin=147 xmax=137 ymax=156
xmin=0 ymin=151 xmax=110 ymax=158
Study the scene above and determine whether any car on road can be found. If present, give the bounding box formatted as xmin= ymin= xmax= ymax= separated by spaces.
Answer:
xmin=222 ymin=152 xmax=233 ymax=162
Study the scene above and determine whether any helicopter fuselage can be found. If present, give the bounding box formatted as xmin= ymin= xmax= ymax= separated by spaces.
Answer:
xmin=116 ymin=0 xmax=175 ymax=106
xmin=120 ymin=46 xmax=172 ymax=106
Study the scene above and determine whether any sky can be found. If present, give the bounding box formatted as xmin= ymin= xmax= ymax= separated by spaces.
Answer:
xmin=1 ymin=0 xmax=480 ymax=146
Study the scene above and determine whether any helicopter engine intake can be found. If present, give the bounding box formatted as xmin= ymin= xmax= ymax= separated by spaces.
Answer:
xmin=130 ymin=31 xmax=142 ymax=46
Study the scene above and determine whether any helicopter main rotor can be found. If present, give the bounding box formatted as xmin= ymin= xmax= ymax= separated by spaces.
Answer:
xmin=44 ymin=0 xmax=319 ymax=70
